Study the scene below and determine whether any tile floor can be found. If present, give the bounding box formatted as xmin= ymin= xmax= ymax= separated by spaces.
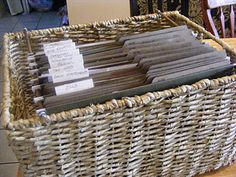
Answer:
xmin=0 ymin=10 xmax=63 ymax=177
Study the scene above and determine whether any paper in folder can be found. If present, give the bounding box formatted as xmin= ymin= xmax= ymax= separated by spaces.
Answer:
xmin=23 ymin=25 xmax=234 ymax=114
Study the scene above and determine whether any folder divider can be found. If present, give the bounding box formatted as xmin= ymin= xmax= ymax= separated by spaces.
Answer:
xmin=22 ymin=26 xmax=234 ymax=115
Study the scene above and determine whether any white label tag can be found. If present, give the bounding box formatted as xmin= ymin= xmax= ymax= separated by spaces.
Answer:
xmin=43 ymin=40 xmax=88 ymax=83
xmin=47 ymin=49 xmax=80 ymax=60
xmin=49 ymin=59 xmax=84 ymax=69
xmin=48 ymin=54 xmax=84 ymax=69
xmin=43 ymin=40 xmax=73 ymax=48
xmin=55 ymin=79 xmax=94 ymax=96
xmin=51 ymin=69 xmax=89 ymax=83
xmin=48 ymin=62 xmax=85 ymax=74
xmin=44 ymin=43 xmax=76 ymax=56
xmin=48 ymin=54 xmax=84 ymax=68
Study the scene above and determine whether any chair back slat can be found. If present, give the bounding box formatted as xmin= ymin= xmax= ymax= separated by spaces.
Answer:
xmin=230 ymin=5 xmax=235 ymax=37
xmin=201 ymin=0 xmax=236 ymax=38
xmin=208 ymin=0 xmax=236 ymax=8
xmin=206 ymin=9 xmax=220 ymax=38
xmin=220 ymin=7 xmax=226 ymax=38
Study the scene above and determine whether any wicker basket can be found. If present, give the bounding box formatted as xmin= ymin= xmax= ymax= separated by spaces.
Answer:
xmin=2 ymin=11 xmax=236 ymax=177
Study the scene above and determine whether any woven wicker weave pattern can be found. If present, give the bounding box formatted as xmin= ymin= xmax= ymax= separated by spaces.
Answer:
xmin=2 ymin=11 xmax=236 ymax=176
xmin=8 ymin=78 xmax=236 ymax=176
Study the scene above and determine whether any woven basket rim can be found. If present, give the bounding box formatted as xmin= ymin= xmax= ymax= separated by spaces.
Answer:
xmin=2 ymin=11 xmax=236 ymax=130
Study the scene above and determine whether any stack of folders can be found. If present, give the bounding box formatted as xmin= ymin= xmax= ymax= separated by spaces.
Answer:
xmin=26 ymin=25 xmax=234 ymax=113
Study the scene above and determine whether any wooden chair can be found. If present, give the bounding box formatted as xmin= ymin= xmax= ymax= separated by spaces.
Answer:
xmin=201 ymin=0 xmax=236 ymax=38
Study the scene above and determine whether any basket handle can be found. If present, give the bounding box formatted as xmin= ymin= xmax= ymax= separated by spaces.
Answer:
xmin=158 ymin=10 xmax=178 ymax=27
xmin=164 ymin=11 xmax=236 ymax=62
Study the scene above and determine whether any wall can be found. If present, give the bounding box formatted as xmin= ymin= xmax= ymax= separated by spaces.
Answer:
xmin=67 ymin=0 xmax=131 ymax=25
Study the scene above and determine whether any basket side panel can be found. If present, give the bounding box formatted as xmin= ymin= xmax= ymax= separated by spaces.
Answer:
xmin=8 ymin=80 xmax=236 ymax=177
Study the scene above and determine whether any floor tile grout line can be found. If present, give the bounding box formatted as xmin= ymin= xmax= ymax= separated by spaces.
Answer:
xmin=35 ymin=12 xmax=44 ymax=30
xmin=8 ymin=13 xmax=43 ymax=32
xmin=59 ymin=16 xmax=62 ymax=26
xmin=10 ymin=16 xmax=21 ymax=33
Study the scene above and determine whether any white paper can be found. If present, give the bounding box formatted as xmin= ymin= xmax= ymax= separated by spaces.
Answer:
xmin=49 ymin=62 xmax=85 ymax=74
xmin=51 ymin=69 xmax=89 ymax=83
xmin=44 ymin=43 xmax=76 ymax=56
xmin=55 ymin=79 xmax=94 ymax=96
xmin=48 ymin=56 xmax=79 ymax=64
xmin=49 ymin=59 xmax=84 ymax=69
xmin=43 ymin=40 xmax=88 ymax=83
xmin=43 ymin=40 xmax=73 ymax=48
xmin=47 ymin=49 xmax=80 ymax=60
xmin=48 ymin=54 xmax=84 ymax=69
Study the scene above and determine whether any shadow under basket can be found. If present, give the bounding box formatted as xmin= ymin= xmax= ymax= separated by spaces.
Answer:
xmin=2 ymin=11 xmax=236 ymax=177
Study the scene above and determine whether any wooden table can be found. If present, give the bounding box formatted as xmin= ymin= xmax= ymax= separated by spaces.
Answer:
xmin=203 ymin=38 xmax=236 ymax=51
xmin=17 ymin=38 xmax=236 ymax=177
xmin=17 ymin=163 xmax=236 ymax=177
xmin=196 ymin=163 xmax=236 ymax=177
